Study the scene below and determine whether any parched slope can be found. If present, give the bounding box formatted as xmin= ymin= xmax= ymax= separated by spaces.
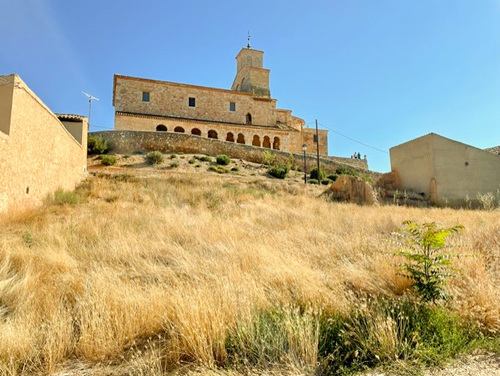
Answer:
xmin=0 ymin=169 xmax=499 ymax=375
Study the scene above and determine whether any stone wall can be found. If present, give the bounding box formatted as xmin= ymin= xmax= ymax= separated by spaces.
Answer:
xmin=0 ymin=74 xmax=87 ymax=213
xmin=93 ymin=130 xmax=369 ymax=173
xmin=114 ymin=75 xmax=279 ymax=128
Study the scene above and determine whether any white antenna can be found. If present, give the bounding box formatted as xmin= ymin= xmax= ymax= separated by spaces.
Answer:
xmin=82 ymin=91 xmax=99 ymax=128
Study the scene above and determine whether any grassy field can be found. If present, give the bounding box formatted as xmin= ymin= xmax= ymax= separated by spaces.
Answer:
xmin=0 ymin=161 xmax=499 ymax=375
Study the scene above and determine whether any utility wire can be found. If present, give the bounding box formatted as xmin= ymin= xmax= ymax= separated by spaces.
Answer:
xmin=317 ymin=122 xmax=388 ymax=154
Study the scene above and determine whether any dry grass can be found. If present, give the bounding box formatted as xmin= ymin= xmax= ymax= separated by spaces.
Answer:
xmin=0 ymin=170 xmax=499 ymax=375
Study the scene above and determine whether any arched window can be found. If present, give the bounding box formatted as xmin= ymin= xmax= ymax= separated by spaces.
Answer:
xmin=174 ymin=126 xmax=185 ymax=133
xmin=246 ymin=113 xmax=252 ymax=125
xmin=273 ymin=137 xmax=280 ymax=150
xmin=237 ymin=133 xmax=245 ymax=144
xmin=263 ymin=136 xmax=271 ymax=148
xmin=252 ymin=135 xmax=261 ymax=147
xmin=208 ymin=129 xmax=218 ymax=139
xmin=156 ymin=124 xmax=167 ymax=131
xmin=226 ymin=132 xmax=235 ymax=142
xmin=191 ymin=128 xmax=201 ymax=136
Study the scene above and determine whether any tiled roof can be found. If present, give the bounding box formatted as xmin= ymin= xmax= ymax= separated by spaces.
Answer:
xmin=485 ymin=146 xmax=500 ymax=155
xmin=56 ymin=114 xmax=86 ymax=121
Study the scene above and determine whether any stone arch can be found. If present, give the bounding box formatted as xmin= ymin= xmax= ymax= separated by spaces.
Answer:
xmin=156 ymin=124 xmax=167 ymax=131
xmin=237 ymin=133 xmax=245 ymax=144
xmin=246 ymin=113 xmax=252 ymax=125
xmin=208 ymin=129 xmax=218 ymax=139
xmin=263 ymin=136 xmax=271 ymax=148
xmin=226 ymin=132 xmax=235 ymax=142
xmin=174 ymin=126 xmax=185 ymax=133
xmin=191 ymin=128 xmax=201 ymax=136
xmin=273 ymin=137 xmax=280 ymax=150
xmin=252 ymin=135 xmax=261 ymax=147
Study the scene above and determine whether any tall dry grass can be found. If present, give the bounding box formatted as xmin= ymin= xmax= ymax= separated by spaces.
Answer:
xmin=0 ymin=171 xmax=499 ymax=374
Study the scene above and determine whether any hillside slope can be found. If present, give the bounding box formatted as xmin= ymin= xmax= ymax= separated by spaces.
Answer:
xmin=0 ymin=159 xmax=499 ymax=375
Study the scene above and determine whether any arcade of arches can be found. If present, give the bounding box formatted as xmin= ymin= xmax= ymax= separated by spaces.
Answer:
xmin=156 ymin=124 xmax=281 ymax=150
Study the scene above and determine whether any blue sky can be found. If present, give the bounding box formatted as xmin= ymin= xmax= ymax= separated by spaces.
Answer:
xmin=1 ymin=1 xmax=499 ymax=172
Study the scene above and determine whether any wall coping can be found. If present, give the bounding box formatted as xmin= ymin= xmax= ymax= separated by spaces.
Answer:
xmin=92 ymin=130 xmax=370 ymax=172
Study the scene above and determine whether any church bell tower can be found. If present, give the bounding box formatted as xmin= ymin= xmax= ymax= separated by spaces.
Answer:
xmin=231 ymin=37 xmax=270 ymax=98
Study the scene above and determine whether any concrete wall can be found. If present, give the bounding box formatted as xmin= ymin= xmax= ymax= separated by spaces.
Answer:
xmin=0 ymin=74 xmax=87 ymax=213
xmin=433 ymin=135 xmax=500 ymax=206
xmin=390 ymin=134 xmax=434 ymax=196
xmin=390 ymin=133 xmax=500 ymax=207
xmin=92 ymin=130 xmax=369 ymax=172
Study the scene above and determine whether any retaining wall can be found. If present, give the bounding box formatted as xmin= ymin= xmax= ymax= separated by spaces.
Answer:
xmin=92 ymin=130 xmax=370 ymax=174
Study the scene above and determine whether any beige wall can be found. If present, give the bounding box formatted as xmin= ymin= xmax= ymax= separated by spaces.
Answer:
xmin=302 ymin=128 xmax=329 ymax=156
xmin=390 ymin=134 xmax=434 ymax=196
xmin=114 ymin=75 xmax=278 ymax=127
xmin=390 ymin=133 xmax=500 ymax=207
xmin=115 ymin=113 xmax=299 ymax=152
xmin=0 ymin=75 xmax=14 ymax=134
xmin=0 ymin=74 xmax=87 ymax=213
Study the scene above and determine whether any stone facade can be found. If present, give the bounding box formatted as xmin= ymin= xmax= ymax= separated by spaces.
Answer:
xmin=390 ymin=133 xmax=500 ymax=207
xmin=0 ymin=74 xmax=88 ymax=213
xmin=93 ymin=130 xmax=369 ymax=173
xmin=113 ymin=46 xmax=328 ymax=156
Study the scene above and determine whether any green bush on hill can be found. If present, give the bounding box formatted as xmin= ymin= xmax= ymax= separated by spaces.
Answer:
xmin=267 ymin=163 xmax=289 ymax=179
xmin=101 ymin=155 xmax=116 ymax=166
xmin=145 ymin=151 xmax=164 ymax=165
xmin=216 ymin=154 xmax=231 ymax=165
xmin=309 ymin=167 xmax=325 ymax=181
xmin=87 ymin=135 xmax=108 ymax=155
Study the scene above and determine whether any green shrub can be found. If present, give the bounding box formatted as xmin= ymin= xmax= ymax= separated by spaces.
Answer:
xmin=336 ymin=165 xmax=358 ymax=176
xmin=101 ymin=155 xmax=116 ymax=166
xmin=231 ymin=167 xmax=239 ymax=172
xmin=321 ymin=179 xmax=332 ymax=185
xmin=262 ymin=150 xmax=276 ymax=166
xmin=318 ymin=298 xmax=478 ymax=374
xmin=132 ymin=150 xmax=143 ymax=155
xmin=395 ymin=220 xmax=465 ymax=303
xmin=267 ymin=163 xmax=289 ymax=179
xmin=195 ymin=164 xmax=201 ymax=168
xmin=216 ymin=154 xmax=231 ymax=165
xmin=309 ymin=167 xmax=325 ymax=181
xmin=327 ymin=174 xmax=338 ymax=181
xmin=47 ymin=189 xmax=80 ymax=206
xmin=87 ymin=135 xmax=108 ymax=155
xmin=308 ymin=179 xmax=319 ymax=185
xmin=188 ymin=158 xmax=196 ymax=164
xmin=208 ymin=165 xmax=228 ymax=174
xmin=195 ymin=155 xmax=212 ymax=162
xmin=170 ymin=154 xmax=177 ymax=159
xmin=123 ymin=154 xmax=131 ymax=159
xmin=170 ymin=162 xmax=179 ymax=168
xmin=145 ymin=151 xmax=164 ymax=165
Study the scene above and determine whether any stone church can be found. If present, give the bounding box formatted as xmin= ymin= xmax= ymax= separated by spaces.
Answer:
xmin=113 ymin=45 xmax=328 ymax=155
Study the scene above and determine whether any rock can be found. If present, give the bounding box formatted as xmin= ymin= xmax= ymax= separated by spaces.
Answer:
xmin=323 ymin=175 xmax=378 ymax=205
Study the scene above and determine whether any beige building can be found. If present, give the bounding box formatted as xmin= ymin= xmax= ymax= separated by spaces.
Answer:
xmin=0 ymin=74 xmax=88 ymax=213
xmin=390 ymin=133 xmax=500 ymax=207
xmin=113 ymin=46 xmax=328 ymax=155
